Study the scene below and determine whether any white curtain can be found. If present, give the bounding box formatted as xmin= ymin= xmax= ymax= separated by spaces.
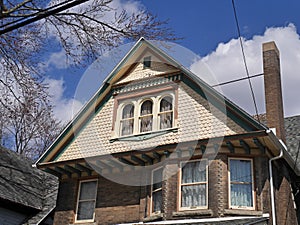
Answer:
xmin=181 ymin=161 xmax=206 ymax=207
xmin=230 ymin=159 xmax=253 ymax=207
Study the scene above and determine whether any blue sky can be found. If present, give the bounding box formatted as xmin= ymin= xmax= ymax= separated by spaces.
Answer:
xmin=44 ymin=0 xmax=300 ymax=122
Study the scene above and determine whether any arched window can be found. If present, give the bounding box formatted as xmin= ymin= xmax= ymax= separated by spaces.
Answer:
xmin=120 ymin=104 xmax=134 ymax=136
xmin=140 ymin=100 xmax=153 ymax=132
xmin=159 ymin=96 xmax=173 ymax=129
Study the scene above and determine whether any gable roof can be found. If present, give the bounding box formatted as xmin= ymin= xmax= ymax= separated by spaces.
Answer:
xmin=35 ymin=38 xmax=269 ymax=166
xmin=0 ymin=146 xmax=58 ymax=224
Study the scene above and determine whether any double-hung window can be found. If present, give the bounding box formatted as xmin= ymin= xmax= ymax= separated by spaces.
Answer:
xmin=180 ymin=160 xmax=207 ymax=209
xmin=76 ymin=179 xmax=98 ymax=222
xmin=151 ymin=167 xmax=163 ymax=213
xmin=229 ymin=158 xmax=254 ymax=209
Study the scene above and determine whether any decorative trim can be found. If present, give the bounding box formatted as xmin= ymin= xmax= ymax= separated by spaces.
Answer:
xmin=113 ymin=74 xmax=182 ymax=95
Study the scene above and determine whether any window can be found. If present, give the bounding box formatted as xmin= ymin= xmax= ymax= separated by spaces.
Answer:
xmin=180 ymin=160 xmax=207 ymax=209
xmin=140 ymin=100 xmax=153 ymax=132
xmin=229 ymin=158 xmax=254 ymax=208
xmin=143 ymin=56 xmax=151 ymax=69
xmin=159 ymin=96 xmax=173 ymax=129
xmin=114 ymin=93 xmax=175 ymax=137
xmin=121 ymin=104 xmax=134 ymax=136
xmin=151 ymin=167 xmax=163 ymax=213
xmin=76 ymin=180 xmax=98 ymax=222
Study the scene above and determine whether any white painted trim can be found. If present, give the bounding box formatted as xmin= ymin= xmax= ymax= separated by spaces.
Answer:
xmin=150 ymin=166 xmax=163 ymax=214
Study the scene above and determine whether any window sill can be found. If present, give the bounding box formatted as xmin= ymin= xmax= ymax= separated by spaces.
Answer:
xmin=224 ymin=209 xmax=263 ymax=216
xmin=110 ymin=127 xmax=178 ymax=142
xmin=173 ymin=209 xmax=213 ymax=217
xmin=143 ymin=213 xmax=164 ymax=222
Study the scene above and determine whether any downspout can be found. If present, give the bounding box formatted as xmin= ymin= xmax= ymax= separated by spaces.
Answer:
xmin=268 ymin=130 xmax=284 ymax=225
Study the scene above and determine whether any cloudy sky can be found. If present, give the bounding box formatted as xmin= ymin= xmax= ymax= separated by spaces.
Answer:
xmin=44 ymin=0 xmax=300 ymax=123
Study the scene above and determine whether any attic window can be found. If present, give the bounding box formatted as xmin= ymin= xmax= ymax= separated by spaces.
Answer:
xmin=143 ymin=56 xmax=151 ymax=69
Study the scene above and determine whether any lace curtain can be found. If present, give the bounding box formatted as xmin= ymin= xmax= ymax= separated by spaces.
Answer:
xmin=181 ymin=161 xmax=207 ymax=207
xmin=159 ymin=97 xmax=173 ymax=129
xmin=140 ymin=100 xmax=153 ymax=132
xmin=230 ymin=159 xmax=253 ymax=207
xmin=121 ymin=104 xmax=134 ymax=136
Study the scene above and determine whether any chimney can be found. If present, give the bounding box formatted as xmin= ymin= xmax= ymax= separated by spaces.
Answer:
xmin=263 ymin=41 xmax=286 ymax=142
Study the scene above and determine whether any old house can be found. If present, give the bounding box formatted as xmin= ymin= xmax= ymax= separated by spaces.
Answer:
xmin=0 ymin=146 xmax=58 ymax=225
xmin=35 ymin=38 xmax=299 ymax=224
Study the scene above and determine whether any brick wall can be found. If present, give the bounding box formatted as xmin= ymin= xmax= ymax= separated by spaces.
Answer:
xmin=53 ymin=154 xmax=297 ymax=225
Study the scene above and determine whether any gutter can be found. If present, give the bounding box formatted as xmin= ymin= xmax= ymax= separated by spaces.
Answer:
xmin=267 ymin=129 xmax=285 ymax=225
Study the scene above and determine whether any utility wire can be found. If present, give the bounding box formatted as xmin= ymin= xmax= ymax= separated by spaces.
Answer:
xmin=0 ymin=0 xmax=76 ymax=29
xmin=231 ymin=0 xmax=261 ymax=122
xmin=0 ymin=0 xmax=89 ymax=35
xmin=212 ymin=73 xmax=263 ymax=87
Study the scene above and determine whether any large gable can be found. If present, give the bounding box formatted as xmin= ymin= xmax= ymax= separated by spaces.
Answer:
xmin=36 ymin=38 xmax=266 ymax=166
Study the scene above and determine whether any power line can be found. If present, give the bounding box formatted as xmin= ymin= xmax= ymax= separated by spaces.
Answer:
xmin=0 ymin=0 xmax=89 ymax=35
xmin=212 ymin=73 xmax=263 ymax=87
xmin=231 ymin=0 xmax=260 ymax=122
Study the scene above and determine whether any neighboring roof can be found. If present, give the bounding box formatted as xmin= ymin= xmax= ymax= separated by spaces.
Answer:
xmin=285 ymin=115 xmax=300 ymax=171
xmin=0 ymin=146 xmax=58 ymax=224
xmin=36 ymin=37 xmax=267 ymax=166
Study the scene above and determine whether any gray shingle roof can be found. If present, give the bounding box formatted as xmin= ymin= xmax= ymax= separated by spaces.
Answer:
xmin=0 ymin=146 xmax=58 ymax=225
xmin=285 ymin=115 xmax=300 ymax=171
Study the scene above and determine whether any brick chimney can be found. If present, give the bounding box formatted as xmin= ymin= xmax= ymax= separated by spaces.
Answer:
xmin=263 ymin=41 xmax=286 ymax=142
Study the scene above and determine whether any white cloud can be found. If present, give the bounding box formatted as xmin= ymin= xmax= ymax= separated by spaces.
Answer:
xmin=45 ymin=78 xmax=83 ymax=124
xmin=190 ymin=23 xmax=300 ymax=117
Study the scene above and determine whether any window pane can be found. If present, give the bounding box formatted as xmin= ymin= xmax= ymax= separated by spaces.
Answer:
xmin=160 ymin=112 xmax=173 ymax=129
xmin=153 ymin=190 xmax=162 ymax=212
xmin=77 ymin=201 xmax=95 ymax=220
xmin=122 ymin=104 xmax=134 ymax=119
xmin=181 ymin=184 xmax=206 ymax=207
xmin=140 ymin=116 xmax=153 ymax=132
xmin=182 ymin=161 xmax=206 ymax=184
xmin=153 ymin=168 xmax=163 ymax=190
xmin=121 ymin=119 xmax=134 ymax=136
xmin=160 ymin=97 xmax=172 ymax=112
xmin=141 ymin=100 xmax=153 ymax=115
xmin=231 ymin=184 xmax=253 ymax=207
xmin=79 ymin=181 xmax=97 ymax=200
xmin=230 ymin=160 xmax=252 ymax=183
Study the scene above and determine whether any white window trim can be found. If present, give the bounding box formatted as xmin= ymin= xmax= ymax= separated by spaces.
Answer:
xmin=150 ymin=166 xmax=163 ymax=215
xmin=75 ymin=179 xmax=98 ymax=223
xmin=178 ymin=159 xmax=208 ymax=211
xmin=114 ymin=91 xmax=175 ymax=138
xmin=228 ymin=158 xmax=255 ymax=210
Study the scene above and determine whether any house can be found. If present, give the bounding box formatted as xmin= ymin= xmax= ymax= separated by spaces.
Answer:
xmin=0 ymin=146 xmax=58 ymax=225
xmin=35 ymin=38 xmax=299 ymax=225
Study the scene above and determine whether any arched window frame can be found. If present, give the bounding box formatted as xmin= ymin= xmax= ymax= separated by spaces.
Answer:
xmin=158 ymin=95 xmax=174 ymax=130
xmin=120 ymin=103 xmax=135 ymax=136
xmin=139 ymin=98 xmax=154 ymax=133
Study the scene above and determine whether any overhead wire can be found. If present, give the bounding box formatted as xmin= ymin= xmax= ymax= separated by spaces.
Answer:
xmin=212 ymin=73 xmax=263 ymax=87
xmin=231 ymin=0 xmax=261 ymax=123
xmin=0 ymin=0 xmax=89 ymax=35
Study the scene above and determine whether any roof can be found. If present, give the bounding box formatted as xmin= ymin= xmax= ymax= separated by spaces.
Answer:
xmin=0 ymin=146 xmax=58 ymax=224
xmin=285 ymin=115 xmax=300 ymax=171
